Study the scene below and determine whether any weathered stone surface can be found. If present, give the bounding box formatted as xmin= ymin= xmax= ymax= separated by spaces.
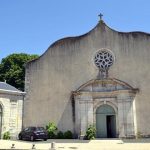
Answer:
xmin=24 ymin=21 xmax=150 ymax=137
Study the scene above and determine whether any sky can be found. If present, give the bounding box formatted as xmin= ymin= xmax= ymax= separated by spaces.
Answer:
xmin=0 ymin=0 xmax=150 ymax=61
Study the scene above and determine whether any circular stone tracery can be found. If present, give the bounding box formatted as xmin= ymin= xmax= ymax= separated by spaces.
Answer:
xmin=94 ymin=50 xmax=114 ymax=70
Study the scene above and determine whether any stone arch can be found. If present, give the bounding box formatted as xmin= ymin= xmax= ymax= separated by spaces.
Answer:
xmin=0 ymin=102 xmax=4 ymax=112
xmin=94 ymin=101 xmax=118 ymax=115
xmin=93 ymin=100 xmax=119 ymax=137
xmin=96 ymin=104 xmax=117 ymax=138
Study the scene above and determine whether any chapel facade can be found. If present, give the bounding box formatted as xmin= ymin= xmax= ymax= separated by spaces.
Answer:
xmin=24 ymin=19 xmax=150 ymax=138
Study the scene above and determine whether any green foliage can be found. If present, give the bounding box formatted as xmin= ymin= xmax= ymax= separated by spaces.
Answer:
xmin=46 ymin=122 xmax=57 ymax=139
xmin=0 ymin=53 xmax=39 ymax=91
xmin=57 ymin=131 xmax=64 ymax=139
xmin=64 ymin=130 xmax=73 ymax=139
xmin=85 ymin=125 xmax=96 ymax=140
xmin=136 ymin=131 xmax=143 ymax=139
xmin=3 ymin=131 xmax=10 ymax=140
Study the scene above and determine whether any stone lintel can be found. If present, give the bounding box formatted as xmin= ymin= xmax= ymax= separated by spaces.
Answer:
xmin=73 ymin=89 xmax=137 ymax=97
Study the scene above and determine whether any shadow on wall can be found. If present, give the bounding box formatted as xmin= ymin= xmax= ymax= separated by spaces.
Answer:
xmin=57 ymin=100 xmax=75 ymax=135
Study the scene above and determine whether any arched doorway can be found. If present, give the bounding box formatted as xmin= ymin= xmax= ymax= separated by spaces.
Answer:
xmin=73 ymin=78 xmax=138 ymax=138
xmin=96 ymin=104 xmax=116 ymax=138
xmin=0 ymin=105 xmax=2 ymax=138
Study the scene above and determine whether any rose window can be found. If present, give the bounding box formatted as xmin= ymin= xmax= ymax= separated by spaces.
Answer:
xmin=94 ymin=50 xmax=114 ymax=70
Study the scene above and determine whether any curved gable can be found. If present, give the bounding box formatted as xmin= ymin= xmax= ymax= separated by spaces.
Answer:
xmin=26 ymin=20 xmax=150 ymax=67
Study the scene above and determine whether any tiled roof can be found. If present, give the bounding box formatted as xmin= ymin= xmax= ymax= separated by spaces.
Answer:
xmin=0 ymin=82 xmax=21 ymax=92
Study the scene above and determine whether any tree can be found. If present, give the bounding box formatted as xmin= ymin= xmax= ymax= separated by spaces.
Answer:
xmin=0 ymin=53 xmax=39 ymax=91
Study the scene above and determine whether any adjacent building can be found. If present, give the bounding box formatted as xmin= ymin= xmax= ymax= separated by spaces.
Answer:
xmin=0 ymin=82 xmax=25 ymax=139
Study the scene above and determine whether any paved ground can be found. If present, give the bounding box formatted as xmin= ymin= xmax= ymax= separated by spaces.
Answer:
xmin=0 ymin=139 xmax=150 ymax=150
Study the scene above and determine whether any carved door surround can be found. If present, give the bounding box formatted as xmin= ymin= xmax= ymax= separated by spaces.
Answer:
xmin=73 ymin=78 xmax=138 ymax=138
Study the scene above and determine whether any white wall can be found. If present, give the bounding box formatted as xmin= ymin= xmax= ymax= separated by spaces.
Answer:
xmin=0 ymin=93 xmax=23 ymax=139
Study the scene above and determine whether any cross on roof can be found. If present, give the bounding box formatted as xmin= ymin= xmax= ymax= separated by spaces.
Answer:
xmin=98 ymin=13 xmax=103 ymax=20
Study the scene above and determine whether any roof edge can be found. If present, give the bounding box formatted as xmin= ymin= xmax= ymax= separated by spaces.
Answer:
xmin=102 ymin=20 xmax=150 ymax=36
xmin=0 ymin=89 xmax=26 ymax=96
xmin=26 ymin=20 xmax=150 ymax=66
xmin=25 ymin=22 xmax=99 ymax=66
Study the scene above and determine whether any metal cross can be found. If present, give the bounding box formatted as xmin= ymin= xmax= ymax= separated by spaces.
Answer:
xmin=98 ymin=13 xmax=103 ymax=20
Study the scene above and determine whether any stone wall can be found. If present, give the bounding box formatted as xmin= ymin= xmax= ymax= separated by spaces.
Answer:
xmin=25 ymin=21 xmax=150 ymax=136
xmin=0 ymin=93 xmax=23 ymax=139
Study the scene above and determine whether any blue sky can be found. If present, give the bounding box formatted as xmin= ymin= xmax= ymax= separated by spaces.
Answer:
xmin=0 ymin=0 xmax=150 ymax=61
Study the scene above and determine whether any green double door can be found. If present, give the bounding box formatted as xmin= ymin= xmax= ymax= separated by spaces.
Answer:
xmin=96 ymin=105 xmax=116 ymax=138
